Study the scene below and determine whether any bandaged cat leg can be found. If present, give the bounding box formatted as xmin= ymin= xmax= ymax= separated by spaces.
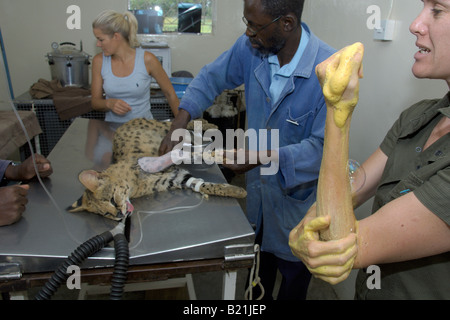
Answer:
xmin=138 ymin=150 xmax=190 ymax=173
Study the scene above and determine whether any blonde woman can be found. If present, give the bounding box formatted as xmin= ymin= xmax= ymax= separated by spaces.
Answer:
xmin=91 ymin=10 xmax=179 ymax=122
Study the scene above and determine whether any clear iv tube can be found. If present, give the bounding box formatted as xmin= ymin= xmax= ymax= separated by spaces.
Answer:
xmin=6 ymin=98 xmax=207 ymax=250
xmin=7 ymin=100 xmax=85 ymax=245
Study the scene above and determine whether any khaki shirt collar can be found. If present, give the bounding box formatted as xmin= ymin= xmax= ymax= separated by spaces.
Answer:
xmin=438 ymin=91 xmax=450 ymax=118
xmin=399 ymin=92 xmax=450 ymax=139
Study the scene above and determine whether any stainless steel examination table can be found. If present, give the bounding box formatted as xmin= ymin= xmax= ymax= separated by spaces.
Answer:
xmin=0 ymin=118 xmax=255 ymax=299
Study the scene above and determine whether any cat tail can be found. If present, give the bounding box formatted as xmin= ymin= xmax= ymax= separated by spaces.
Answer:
xmin=184 ymin=176 xmax=247 ymax=198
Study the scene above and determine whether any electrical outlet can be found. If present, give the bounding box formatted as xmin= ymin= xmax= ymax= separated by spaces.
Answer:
xmin=373 ymin=20 xmax=396 ymax=41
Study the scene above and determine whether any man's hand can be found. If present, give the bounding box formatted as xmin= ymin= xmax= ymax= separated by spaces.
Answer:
xmin=6 ymin=154 xmax=53 ymax=181
xmin=159 ymin=109 xmax=191 ymax=155
xmin=0 ymin=185 xmax=30 ymax=226
xmin=221 ymin=149 xmax=260 ymax=174
xmin=221 ymin=149 xmax=278 ymax=174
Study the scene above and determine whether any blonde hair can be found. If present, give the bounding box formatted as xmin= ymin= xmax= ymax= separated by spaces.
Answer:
xmin=92 ymin=10 xmax=140 ymax=47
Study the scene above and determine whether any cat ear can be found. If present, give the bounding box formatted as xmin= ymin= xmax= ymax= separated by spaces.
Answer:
xmin=68 ymin=196 xmax=85 ymax=212
xmin=79 ymin=170 xmax=100 ymax=192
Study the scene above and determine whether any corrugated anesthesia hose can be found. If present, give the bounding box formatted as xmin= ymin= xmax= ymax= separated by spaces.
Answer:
xmin=4 ymin=75 xmax=132 ymax=300
xmin=34 ymin=221 xmax=130 ymax=300
xmin=34 ymin=231 xmax=114 ymax=300
xmin=110 ymin=233 xmax=129 ymax=300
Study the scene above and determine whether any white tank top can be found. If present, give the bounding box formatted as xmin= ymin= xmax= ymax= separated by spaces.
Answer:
xmin=102 ymin=48 xmax=153 ymax=122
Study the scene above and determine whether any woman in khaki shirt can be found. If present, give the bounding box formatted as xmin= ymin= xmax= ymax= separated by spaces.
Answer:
xmin=289 ymin=0 xmax=450 ymax=299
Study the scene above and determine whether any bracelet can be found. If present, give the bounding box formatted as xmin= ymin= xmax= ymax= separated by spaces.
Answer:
xmin=1 ymin=162 xmax=20 ymax=186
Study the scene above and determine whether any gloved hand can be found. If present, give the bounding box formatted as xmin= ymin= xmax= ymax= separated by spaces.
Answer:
xmin=315 ymin=42 xmax=364 ymax=128
xmin=289 ymin=204 xmax=359 ymax=285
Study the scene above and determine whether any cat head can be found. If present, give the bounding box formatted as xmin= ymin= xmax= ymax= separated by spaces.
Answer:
xmin=68 ymin=170 xmax=130 ymax=221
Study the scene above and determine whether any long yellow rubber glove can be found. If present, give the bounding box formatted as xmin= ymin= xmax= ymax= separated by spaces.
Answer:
xmin=289 ymin=43 xmax=364 ymax=285
xmin=316 ymin=42 xmax=364 ymax=241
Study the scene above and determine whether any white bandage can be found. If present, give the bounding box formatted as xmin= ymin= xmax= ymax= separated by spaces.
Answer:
xmin=186 ymin=177 xmax=205 ymax=192
xmin=138 ymin=153 xmax=173 ymax=173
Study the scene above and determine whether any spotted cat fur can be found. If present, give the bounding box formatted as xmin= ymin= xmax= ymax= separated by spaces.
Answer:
xmin=68 ymin=118 xmax=246 ymax=220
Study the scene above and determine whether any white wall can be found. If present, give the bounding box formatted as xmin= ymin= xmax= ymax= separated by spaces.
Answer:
xmin=0 ymin=0 xmax=125 ymax=97
xmin=304 ymin=0 xmax=447 ymax=183
xmin=303 ymin=0 xmax=447 ymax=221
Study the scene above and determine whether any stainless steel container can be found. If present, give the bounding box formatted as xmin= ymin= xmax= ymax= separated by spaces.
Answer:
xmin=47 ymin=42 xmax=90 ymax=88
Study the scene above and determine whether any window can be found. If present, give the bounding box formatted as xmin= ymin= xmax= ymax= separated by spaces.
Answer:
xmin=128 ymin=0 xmax=213 ymax=34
